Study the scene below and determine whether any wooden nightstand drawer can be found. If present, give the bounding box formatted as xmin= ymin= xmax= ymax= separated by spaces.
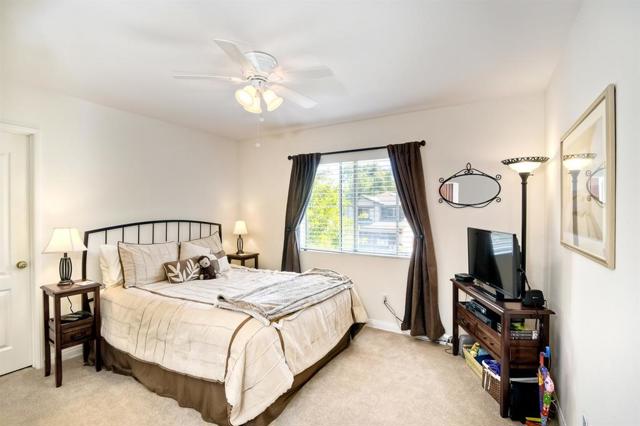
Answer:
xmin=61 ymin=326 xmax=93 ymax=346
xmin=48 ymin=317 xmax=95 ymax=348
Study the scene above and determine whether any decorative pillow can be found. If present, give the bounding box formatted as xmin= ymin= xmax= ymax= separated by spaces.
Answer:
xmin=179 ymin=241 xmax=213 ymax=260
xmin=163 ymin=257 xmax=201 ymax=284
xmin=99 ymin=244 xmax=123 ymax=288
xmin=213 ymin=253 xmax=231 ymax=275
xmin=186 ymin=232 xmax=224 ymax=255
xmin=118 ymin=241 xmax=179 ymax=288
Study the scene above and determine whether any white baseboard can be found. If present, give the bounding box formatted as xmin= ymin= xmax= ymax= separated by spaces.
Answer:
xmin=43 ymin=345 xmax=83 ymax=366
xmin=366 ymin=319 xmax=451 ymax=345
xmin=61 ymin=346 xmax=83 ymax=361
xmin=366 ymin=319 xmax=403 ymax=334
xmin=555 ymin=399 xmax=567 ymax=426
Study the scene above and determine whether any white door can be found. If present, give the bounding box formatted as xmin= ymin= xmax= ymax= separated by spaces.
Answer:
xmin=0 ymin=130 xmax=32 ymax=375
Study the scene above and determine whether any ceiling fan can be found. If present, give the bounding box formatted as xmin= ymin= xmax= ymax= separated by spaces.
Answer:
xmin=174 ymin=39 xmax=334 ymax=114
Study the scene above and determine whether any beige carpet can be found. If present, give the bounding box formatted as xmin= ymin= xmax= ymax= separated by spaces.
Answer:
xmin=0 ymin=328 xmax=518 ymax=426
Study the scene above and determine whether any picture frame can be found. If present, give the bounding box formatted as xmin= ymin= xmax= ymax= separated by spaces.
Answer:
xmin=560 ymin=84 xmax=616 ymax=268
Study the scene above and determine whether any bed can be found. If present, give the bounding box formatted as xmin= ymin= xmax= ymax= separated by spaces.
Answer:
xmin=82 ymin=220 xmax=367 ymax=426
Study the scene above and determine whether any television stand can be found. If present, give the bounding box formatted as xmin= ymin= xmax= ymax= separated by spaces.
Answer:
xmin=451 ymin=279 xmax=555 ymax=418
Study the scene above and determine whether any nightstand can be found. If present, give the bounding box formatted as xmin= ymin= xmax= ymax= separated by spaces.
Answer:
xmin=41 ymin=282 xmax=102 ymax=387
xmin=227 ymin=252 xmax=259 ymax=268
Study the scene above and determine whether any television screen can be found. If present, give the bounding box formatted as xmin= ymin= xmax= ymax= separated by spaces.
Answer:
xmin=467 ymin=228 xmax=521 ymax=300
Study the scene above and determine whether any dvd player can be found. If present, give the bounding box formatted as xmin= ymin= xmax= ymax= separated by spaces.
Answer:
xmin=464 ymin=299 xmax=500 ymax=329
xmin=466 ymin=300 xmax=487 ymax=315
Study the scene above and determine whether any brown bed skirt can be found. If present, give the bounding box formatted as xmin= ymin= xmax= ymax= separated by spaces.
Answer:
xmin=101 ymin=323 xmax=363 ymax=426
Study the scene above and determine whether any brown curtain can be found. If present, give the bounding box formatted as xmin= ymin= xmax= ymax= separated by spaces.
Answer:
xmin=281 ymin=153 xmax=321 ymax=272
xmin=387 ymin=142 xmax=444 ymax=340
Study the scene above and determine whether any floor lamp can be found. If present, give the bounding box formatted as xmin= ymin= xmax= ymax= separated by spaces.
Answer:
xmin=562 ymin=153 xmax=596 ymax=246
xmin=501 ymin=156 xmax=548 ymax=292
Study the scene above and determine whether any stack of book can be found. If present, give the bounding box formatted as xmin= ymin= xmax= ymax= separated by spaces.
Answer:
xmin=510 ymin=329 xmax=538 ymax=340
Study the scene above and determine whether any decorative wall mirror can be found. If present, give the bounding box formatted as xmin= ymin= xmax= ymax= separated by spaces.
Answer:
xmin=438 ymin=163 xmax=501 ymax=208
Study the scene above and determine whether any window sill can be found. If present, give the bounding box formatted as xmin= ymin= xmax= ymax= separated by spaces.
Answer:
xmin=300 ymin=248 xmax=411 ymax=260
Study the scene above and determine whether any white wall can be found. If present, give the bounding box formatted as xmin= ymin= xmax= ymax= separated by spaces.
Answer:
xmin=239 ymin=95 xmax=546 ymax=333
xmin=544 ymin=2 xmax=640 ymax=425
xmin=0 ymin=83 xmax=240 ymax=366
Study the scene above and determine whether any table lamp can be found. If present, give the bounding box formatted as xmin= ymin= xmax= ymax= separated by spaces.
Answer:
xmin=42 ymin=227 xmax=87 ymax=286
xmin=233 ymin=220 xmax=248 ymax=254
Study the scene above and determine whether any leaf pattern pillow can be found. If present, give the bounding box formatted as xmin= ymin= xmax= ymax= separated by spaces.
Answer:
xmin=163 ymin=257 xmax=201 ymax=284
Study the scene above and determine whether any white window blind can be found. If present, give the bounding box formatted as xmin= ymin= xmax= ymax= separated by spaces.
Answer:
xmin=300 ymin=154 xmax=413 ymax=257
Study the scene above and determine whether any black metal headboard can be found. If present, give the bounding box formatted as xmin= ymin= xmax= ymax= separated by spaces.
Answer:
xmin=81 ymin=219 xmax=222 ymax=281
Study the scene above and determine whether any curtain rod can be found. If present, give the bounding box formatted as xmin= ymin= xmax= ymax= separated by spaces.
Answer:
xmin=287 ymin=140 xmax=425 ymax=160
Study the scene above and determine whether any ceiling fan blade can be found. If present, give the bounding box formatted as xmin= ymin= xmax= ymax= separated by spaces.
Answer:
xmin=173 ymin=73 xmax=244 ymax=83
xmin=275 ymin=65 xmax=334 ymax=81
xmin=213 ymin=39 xmax=254 ymax=72
xmin=271 ymin=84 xmax=318 ymax=109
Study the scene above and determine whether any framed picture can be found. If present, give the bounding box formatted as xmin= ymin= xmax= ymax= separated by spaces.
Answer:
xmin=560 ymin=84 xmax=616 ymax=268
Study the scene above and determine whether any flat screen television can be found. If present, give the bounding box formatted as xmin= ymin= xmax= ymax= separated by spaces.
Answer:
xmin=467 ymin=227 xmax=522 ymax=300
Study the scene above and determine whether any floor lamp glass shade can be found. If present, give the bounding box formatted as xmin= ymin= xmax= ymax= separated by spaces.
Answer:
xmin=501 ymin=156 xmax=549 ymax=174
xmin=233 ymin=221 xmax=248 ymax=254
xmin=562 ymin=153 xmax=596 ymax=171
xmin=42 ymin=228 xmax=87 ymax=285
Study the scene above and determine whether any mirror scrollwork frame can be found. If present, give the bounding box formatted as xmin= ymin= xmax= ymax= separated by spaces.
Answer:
xmin=585 ymin=164 xmax=606 ymax=207
xmin=438 ymin=162 xmax=502 ymax=208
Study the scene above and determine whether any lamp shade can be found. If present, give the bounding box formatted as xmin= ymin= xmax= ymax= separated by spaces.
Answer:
xmin=501 ymin=156 xmax=549 ymax=174
xmin=562 ymin=153 xmax=596 ymax=171
xmin=42 ymin=228 xmax=87 ymax=253
xmin=233 ymin=220 xmax=248 ymax=235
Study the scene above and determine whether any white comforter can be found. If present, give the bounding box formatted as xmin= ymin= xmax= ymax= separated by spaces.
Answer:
xmin=100 ymin=266 xmax=367 ymax=425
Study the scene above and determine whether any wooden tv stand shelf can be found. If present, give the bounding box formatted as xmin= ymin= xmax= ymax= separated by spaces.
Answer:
xmin=451 ymin=279 xmax=554 ymax=418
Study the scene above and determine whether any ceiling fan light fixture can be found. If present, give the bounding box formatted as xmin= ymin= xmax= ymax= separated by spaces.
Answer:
xmin=262 ymin=89 xmax=284 ymax=112
xmin=235 ymin=85 xmax=257 ymax=108
xmin=243 ymin=95 xmax=262 ymax=114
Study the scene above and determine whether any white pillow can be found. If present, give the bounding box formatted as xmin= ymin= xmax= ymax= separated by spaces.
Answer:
xmin=118 ymin=241 xmax=179 ymax=288
xmin=186 ymin=232 xmax=224 ymax=254
xmin=213 ymin=253 xmax=231 ymax=274
xmin=99 ymin=244 xmax=123 ymax=288
xmin=179 ymin=241 xmax=213 ymax=260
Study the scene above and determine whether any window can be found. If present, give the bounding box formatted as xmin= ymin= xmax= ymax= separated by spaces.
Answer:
xmin=300 ymin=155 xmax=413 ymax=257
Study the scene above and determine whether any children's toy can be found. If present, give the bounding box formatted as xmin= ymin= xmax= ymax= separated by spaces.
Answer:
xmin=197 ymin=256 xmax=217 ymax=280
xmin=538 ymin=346 xmax=555 ymax=426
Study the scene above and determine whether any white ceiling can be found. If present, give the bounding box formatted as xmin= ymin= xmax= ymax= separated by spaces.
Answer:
xmin=2 ymin=0 xmax=581 ymax=141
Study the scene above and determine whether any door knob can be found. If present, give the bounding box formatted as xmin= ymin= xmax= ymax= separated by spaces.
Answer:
xmin=16 ymin=260 xmax=28 ymax=269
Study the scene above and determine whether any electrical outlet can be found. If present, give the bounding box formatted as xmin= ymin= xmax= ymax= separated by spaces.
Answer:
xmin=582 ymin=415 xmax=588 ymax=426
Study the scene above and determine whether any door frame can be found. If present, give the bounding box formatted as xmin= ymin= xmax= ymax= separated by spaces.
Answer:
xmin=0 ymin=122 xmax=40 ymax=369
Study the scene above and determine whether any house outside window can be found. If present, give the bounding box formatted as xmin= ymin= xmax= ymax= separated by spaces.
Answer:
xmin=299 ymin=154 xmax=413 ymax=257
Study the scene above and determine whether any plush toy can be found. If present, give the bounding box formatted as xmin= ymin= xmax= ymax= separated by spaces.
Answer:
xmin=197 ymin=256 xmax=216 ymax=280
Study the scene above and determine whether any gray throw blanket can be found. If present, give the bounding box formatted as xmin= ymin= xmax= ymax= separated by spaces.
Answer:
xmin=217 ymin=268 xmax=353 ymax=323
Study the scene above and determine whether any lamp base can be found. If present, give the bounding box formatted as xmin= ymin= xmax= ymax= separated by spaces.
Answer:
xmin=58 ymin=254 xmax=73 ymax=286
xmin=236 ymin=235 xmax=244 ymax=255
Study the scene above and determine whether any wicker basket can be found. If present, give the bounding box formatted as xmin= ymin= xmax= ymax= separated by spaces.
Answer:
xmin=462 ymin=345 xmax=483 ymax=378
xmin=481 ymin=360 xmax=501 ymax=403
